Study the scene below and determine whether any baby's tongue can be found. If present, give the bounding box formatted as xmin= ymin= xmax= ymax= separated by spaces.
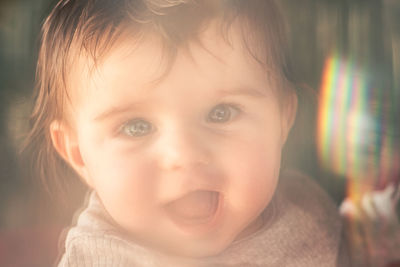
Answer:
xmin=167 ymin=191 xmax=219 ymax=220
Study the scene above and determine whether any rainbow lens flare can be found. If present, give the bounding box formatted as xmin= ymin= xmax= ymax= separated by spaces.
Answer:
xmin=317 ymin=53 xmax=399 ymax=190
xmin=317 ymin=53 xmax=400 ymax=266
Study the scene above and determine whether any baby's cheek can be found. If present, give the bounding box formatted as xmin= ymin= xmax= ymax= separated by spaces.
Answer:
xmin=106 ymin=161 xmax=157 ymax=198
xmin=228 ymin=142 xmax=280 ymax=193
xmin=89 ymin=153 xmax=158 ymax=211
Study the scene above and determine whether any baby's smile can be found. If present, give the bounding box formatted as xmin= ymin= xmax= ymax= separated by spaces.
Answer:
xmin=164 ymin=190 xmax=222 ymax=233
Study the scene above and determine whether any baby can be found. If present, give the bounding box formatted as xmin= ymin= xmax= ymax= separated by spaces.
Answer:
xmin=27 ymin=0 xmax=349 ymax=266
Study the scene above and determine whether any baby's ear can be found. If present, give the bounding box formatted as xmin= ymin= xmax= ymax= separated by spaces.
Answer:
xmin=280 ymin=92 xmax=298 ymax=145
xmin=49 ymin=120 xmax=93 ymax=187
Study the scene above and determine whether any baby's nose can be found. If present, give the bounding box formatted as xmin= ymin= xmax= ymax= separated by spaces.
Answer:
xmin=157 ymin=126 xmax=211 ymax=171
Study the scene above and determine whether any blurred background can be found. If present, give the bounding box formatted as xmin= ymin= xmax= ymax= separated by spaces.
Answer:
xmin=0 ymin=0 xmax=399 ymax=266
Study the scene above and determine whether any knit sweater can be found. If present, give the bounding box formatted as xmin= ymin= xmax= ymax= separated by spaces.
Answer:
xmin=57 ymin=171 xmax=350 ymax=266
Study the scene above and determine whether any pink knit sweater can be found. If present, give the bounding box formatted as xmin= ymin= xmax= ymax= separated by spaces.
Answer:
xmin=58 ymin=170 xmax=350 ymax=266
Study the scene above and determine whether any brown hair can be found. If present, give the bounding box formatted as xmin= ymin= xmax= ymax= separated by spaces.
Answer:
xmin=25 ymin=0 xmax=295 ymax=193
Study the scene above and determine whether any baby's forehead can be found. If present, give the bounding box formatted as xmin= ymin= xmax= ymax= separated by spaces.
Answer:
xmin=70 ymin=21 xmax=269 ymax=98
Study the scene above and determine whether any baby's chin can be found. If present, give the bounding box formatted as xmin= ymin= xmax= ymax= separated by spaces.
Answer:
xmin=124 ymin=226 xmax=238 ymax=261
xmin=151 ymin=216 xmax=265 ymax=261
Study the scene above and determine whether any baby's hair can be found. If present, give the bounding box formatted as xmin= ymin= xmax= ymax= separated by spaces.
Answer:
xmin=25 ymin=0 xmax=296 ymax=193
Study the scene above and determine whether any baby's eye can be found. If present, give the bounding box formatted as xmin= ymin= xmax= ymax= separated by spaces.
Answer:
xmin=207 ymin=103 xmax=240 ymax=123
xmin=120 ymin=119 xmax=153 ymax=137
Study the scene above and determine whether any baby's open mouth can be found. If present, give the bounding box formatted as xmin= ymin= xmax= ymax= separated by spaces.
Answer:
xmin=165 ymin=190 xmax=220 ymax=226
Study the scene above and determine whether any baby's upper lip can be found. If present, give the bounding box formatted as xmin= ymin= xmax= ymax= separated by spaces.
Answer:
xmin=159 ymin=169 xmax=223 ymax=202
xmin=163 ymin=186 xmax=221 ymax=205
xmin=159 ymin=175 xmax=223 ymax=204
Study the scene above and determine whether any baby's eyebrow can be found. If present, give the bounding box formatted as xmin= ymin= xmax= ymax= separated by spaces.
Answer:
xmin=218 ymin=87 xmax=268 ymax=98
xmin=94 ymin=103 xmax=141 ymax=122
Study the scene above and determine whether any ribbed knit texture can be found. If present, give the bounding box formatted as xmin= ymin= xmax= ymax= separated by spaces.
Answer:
xmin=57 ymin=170 xmax=350 ymax=266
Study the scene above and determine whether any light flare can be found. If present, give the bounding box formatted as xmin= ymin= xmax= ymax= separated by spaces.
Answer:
xmin=317 ymin=53 xmax=400 ymax=266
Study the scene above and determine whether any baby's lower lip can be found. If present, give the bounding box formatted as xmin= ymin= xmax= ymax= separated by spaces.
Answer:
xmin=164 ymin=190 xmax=222 ymax=233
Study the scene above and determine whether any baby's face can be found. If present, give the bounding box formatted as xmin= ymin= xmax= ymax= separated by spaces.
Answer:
xmin=63 ymin=24 xmax=295 ymax=258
